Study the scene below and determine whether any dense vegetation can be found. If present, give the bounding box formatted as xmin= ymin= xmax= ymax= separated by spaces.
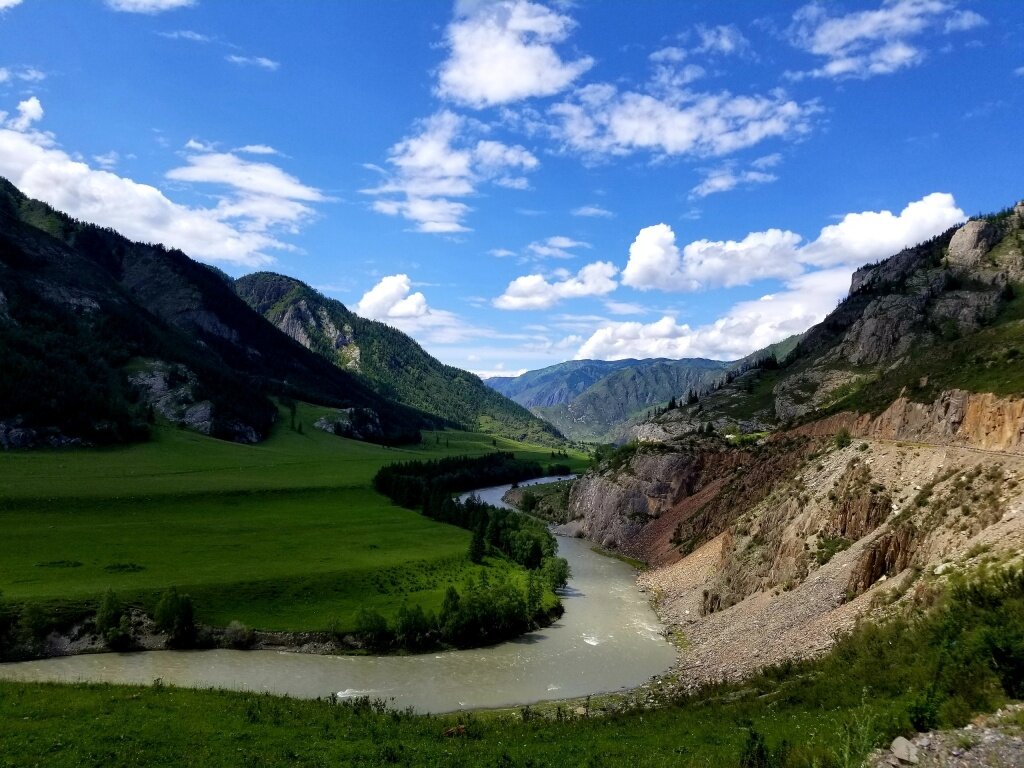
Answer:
xmin=0 ymin=405 xmax=587 ymax=654
xmin=372 ymin=452 xmax=573 ymax=641
xmin=373 ymin=451 xmax=548 ymax=505
xmin=235 ymin=272 xmax=563 ymax=446
xmin=3 ymin=564 xmax=1022 ymax=766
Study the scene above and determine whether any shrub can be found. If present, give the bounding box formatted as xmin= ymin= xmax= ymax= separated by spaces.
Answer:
xmin=95 ymin=589 xmax=123 ymax=636
xmin=154 ymin=587 xmax=196 ymax=648
xmin=224 ymin=620 xmax=254 ymax=650
xmin=834 ymin=429 xmax=852 ymax=449
xmin=353 ymin=607 xmax=390 ymax=651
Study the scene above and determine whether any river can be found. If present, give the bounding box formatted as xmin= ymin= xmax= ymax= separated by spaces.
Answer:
xmin=0 ymin=477 xmax=675 ymax=713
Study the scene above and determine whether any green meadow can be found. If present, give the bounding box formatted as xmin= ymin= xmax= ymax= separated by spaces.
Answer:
xmin=0 ymin=403 xmax=588 ymax=632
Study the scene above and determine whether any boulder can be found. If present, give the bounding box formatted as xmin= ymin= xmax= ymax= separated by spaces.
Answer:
xmin=890 ymin=736 xmax=919 ymax=764
xmin=947 ymin=220 xmax=998 ymax=269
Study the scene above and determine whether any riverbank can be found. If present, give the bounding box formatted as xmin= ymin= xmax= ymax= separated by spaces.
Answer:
xmin=2 ymin=559 xmax=1021 ymax=767
xmin=0 ymin=533 xmax=675 ymax=712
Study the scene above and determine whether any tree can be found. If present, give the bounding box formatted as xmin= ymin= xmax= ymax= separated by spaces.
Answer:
xmin=542 ymin=557 xmax=571 ymax=590
xmin=96 ymin=589 xmax=134 ymax=649
xmin=154 ymin=587 xmax=196 ymax=648
xmin=468 ymin=524 xmax=486 ymax=564
xmin=353 ymin=607 xmax=390 ymax=650
xmin=526 ymin=573 xmax=542 ymax=616
xmin=667 ymin=396 xmax=677 ymax=410
xmin=96 ymin=589 xmax=123 ymax=636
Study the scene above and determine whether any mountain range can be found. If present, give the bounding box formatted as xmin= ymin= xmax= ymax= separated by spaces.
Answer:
xmin=486 ymin=336 xmax=801 ymax=442
xmin=0 ymin=178 xmax=557 ymax=449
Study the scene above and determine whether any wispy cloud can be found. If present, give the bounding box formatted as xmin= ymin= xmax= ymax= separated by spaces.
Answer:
xmin=571 ymin=204 xmax=614 ymax=218
xmin=786 ymin=0 xmax=983 ymax=81
xmin=225 ymin=55 xmax=279 ymax=71
xmin=0 ymin=66 xmax=45 ymax=83
xmin=106 ymin=0 xmax=195 ymax=13
xmin=158 ymin=29 xmax=212 ymax=42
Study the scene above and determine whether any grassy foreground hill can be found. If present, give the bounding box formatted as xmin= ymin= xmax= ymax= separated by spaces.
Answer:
xmin=235 ymin=272 xmax=561 ymax=446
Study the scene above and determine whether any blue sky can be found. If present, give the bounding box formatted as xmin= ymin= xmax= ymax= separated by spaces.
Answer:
xmin=0 ymin=0 xmax=1020 ymax=377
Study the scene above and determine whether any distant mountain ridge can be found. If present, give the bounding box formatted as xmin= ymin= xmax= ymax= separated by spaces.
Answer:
xmin=486 ymin=357 xmax=732 ymax=442
xmin=235 ymin=272 xmax=563 ymax=446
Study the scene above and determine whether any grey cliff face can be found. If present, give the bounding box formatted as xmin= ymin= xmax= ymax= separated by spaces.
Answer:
xmin=946 ymin=219 xmax=998 ymax=269
xmin=129 ymin=362 xmax=260 ymax=443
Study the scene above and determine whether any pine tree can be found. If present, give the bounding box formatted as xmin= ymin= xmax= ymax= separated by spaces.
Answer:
xmin=468 ymin=524 xmax=486 ymax=563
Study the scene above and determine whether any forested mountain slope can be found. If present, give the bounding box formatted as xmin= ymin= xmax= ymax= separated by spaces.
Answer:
xmin=235 ymin=272 xmax=563 ymax=446
xmin=0 ymin=178 xmax=426 ymax=447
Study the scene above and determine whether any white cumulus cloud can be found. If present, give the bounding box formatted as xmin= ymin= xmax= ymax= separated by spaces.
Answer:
xmin=437 ymin=0 xmax=593 ymax=108
xmin=493 ymin=261 xmax=618 ymax=310
xmin=799 ymin=192 xmax=963 ymax=267
xmin=364 ymin=110 xmax=538 ymax=233
xmin=0 ymin=99 xmax=327 ymax=266
xmin=621 ymin=192 xmax=963 ymax=294
xmin=576 ymin=268 xmax=854 ymax=361
xmin=355 ymin=274 xmax=478 ymax=343
xmin=622 ymin=223 xmax=804 ymax=292
xmin=6 ymin=96 xmax=42 ymax=131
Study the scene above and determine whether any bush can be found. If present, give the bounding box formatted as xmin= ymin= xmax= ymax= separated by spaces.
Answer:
xmin=95 ymin=589 xmax=123 ymax=636
xmin=224 ymin=620 xmax=254 ymax=650
xmin=154 ymin=587 xmax=196 ymax=648
xmin=834 ymin=428 xmax=852 ymax=449
xmin=394 ymin=604 xmax=432 ymax=651
xmin=353 ymin=608 xmax=390 ymax=651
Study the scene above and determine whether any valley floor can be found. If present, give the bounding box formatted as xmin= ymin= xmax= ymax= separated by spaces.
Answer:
xmin=0 ymin=406 xmax=587 ymax=645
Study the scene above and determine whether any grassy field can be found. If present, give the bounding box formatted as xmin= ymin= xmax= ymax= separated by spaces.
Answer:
xmin=2 ymin=564 xmax=1022 ymax=767
xmin=0 ymin=403 xmax=588 ymax=631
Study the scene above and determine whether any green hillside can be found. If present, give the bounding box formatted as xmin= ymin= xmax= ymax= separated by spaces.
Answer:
xmin=235 ymin=272 xmax=563 ymax=446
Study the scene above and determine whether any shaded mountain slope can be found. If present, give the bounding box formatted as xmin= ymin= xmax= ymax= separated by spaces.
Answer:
xmin=0 ymin=178 xmax=425 ymax=447
xmin=234 ymin=272 xmax=563 ymax=446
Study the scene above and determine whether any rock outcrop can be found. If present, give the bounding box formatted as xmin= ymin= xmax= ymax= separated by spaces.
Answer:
xmin=792 ymin=389 xmax=1024 ymax=454
xmin=630 ymin=439 xmax=1024 ymax=688
xmin=277 ymin=299 xmax=361 ymax=372
xmin=129 ymin=361 xmax=262 ymax=444
xmin=313 ymin=408 xmax=383 ymax=441
xmin=947 ymin=219 xmax=998 ymax=269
